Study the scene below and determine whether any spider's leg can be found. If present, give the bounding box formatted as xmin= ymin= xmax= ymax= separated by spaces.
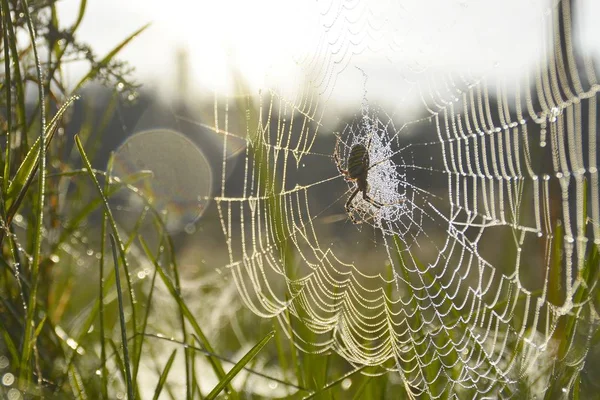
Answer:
xmin=345 ymin=188 xmax=361 ymax=224
xmin=363 ymin=191 xmax=383 ymax=208
xmin=345 ymin=188 xmax=359 ymax=212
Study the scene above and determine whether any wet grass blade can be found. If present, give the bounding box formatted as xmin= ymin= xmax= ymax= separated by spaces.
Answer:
xmin=70 ymin=0 xmax=87 ymax=33
xmin=132 ymin=235 xmax=162 ymax=389
xmin=351 ymin=375 xmax=374 ymax=400
xmin=19 ymin=0 xmax=48 ymax=384
xmin=1 ymin=0 xmax=13 ymax=194
xmin=107 ymin=339 xmax=128 ymax=395
xmin=302 ymin=366 xmax=366 ymax=400
xmin=72 ymin=24 xmax=149 ymax=94
xmin=0 ymin=326 xmax=20 ymax=369
xmin=68 ymin=364 xmax=87 ymax=400
xmin=143 ymin=332 xmax=307 ymax=393
xmin=272 ymin=321 xmax=289 ymax=384
xmin=205 ymin=331 xmax=274 ymax=400
xmin=0 ymin=0 xmax=27 ymax=148
xmin=75 ymin=134 xmax=139 ymax=370
xmin=144 ymin=223 xmax=195 ymax=400
xmin=98 ymin=158 xmax=111 ymax=400
xmin=110 ymin=234 xmax=134 ymax=400
xmin=549 ymin=221 xmax=564 ymax=309
xmin=4 ymin=96 xmax=78 ymax=219
xmin=138 ymin=237 xmax=231 ymax=395
xmin=152 ymin=349 xmax=177 ymax=400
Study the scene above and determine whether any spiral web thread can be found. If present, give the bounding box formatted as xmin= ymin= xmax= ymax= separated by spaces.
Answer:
xmin=213 ymin=0 xmax=599 ymax=397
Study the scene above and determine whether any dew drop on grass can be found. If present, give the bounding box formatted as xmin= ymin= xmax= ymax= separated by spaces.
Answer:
xmin=341 ymin=378 xmax=352 ymax=390
xmin=2 ymin=372 xmax=15 ymax=386
xmin=565 ymin=236 xmax=574 ymax=244
xmin=185 ymin=223 xmax=196 ymax=234
xmin=66 ymin=338 xmax=78 ymax=351
xmin=7 ymin=388 xmax=21 ymax=400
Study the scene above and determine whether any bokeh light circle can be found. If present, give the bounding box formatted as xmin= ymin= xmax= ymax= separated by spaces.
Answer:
xmin=111 ymin=129 xmax=213 ymax=232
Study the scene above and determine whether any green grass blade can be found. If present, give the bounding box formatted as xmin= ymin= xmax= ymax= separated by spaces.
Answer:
xmin=138 ymin=237 xmax=231 ymax=393
xmin=70 ymin=0 xmax=88 ymax=33
xmin=132 ymin=237 xmax=161 ymax=388
xmin=58 ymin=220 xmax=117 ymax=397
xmin=549 ymin=220 xmax=564 ymax=309
xmin=205 ymin=331 xmax=274 ymax=400
xmin=272 ymin=321 xmax=290 ymax=383
xmin=152 ymin=349 xmax=177 ymax=400
xmin=302 ymin=366 xmax=366 ymax=400
xmin=351 ymin=375 xmax=374 ymax=400
xmin=110 ymin=234 xmax=135 ymax=400
xmin=99 ymin=173 xmax=110 ymax=400
xmin=75 ymin=134 xmax=139 ymax=368
xmin=0 ymin=0 xmax=27 ymax=147
xmin=4 ymin=96 xmax=77 ymax=216
xmin=140 ymin=218 xmax=195 ymax=400
xmin=32 ymin=315 xmax=46 ymax=344
xmin=143 ymin=332 xmax=308 ymax=393
xmin=68 ymin=364 xmax=87 ymax=400
xmin=71 ymin=24 xmax=150 ymax=94
xmin=1 ymin=0 xmax=13 ymax=194
xmin=107 ymin=339 xmax=128 ymax=395
xmin=0 ymin=325 xmax=20 ymax=369
xmin=573 ymin=374 xmax=580 ymax=400
xmin=19 ymin=0 xmax=48 ymax=385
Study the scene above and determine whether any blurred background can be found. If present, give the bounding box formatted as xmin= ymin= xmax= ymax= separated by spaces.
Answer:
xmin=56 ymin=0 xmax=600 ymax=102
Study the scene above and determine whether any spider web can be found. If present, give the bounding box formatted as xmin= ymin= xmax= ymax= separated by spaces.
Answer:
xmin=211 ymin=0 xmax=599 ymax=397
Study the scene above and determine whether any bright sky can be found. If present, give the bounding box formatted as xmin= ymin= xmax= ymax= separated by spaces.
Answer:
xmin=57 ymin=0 xmax=600 ymax=109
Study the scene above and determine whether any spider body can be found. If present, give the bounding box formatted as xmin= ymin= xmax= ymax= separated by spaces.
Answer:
xmin=334 ymin=139 xmax=383 ymax=223
xmin=347 ymin=143 xmax=369 ymax=180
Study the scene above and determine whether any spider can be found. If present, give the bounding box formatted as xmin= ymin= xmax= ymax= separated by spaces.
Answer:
xmin=333 ymin=134 xmax=384 ymax=224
